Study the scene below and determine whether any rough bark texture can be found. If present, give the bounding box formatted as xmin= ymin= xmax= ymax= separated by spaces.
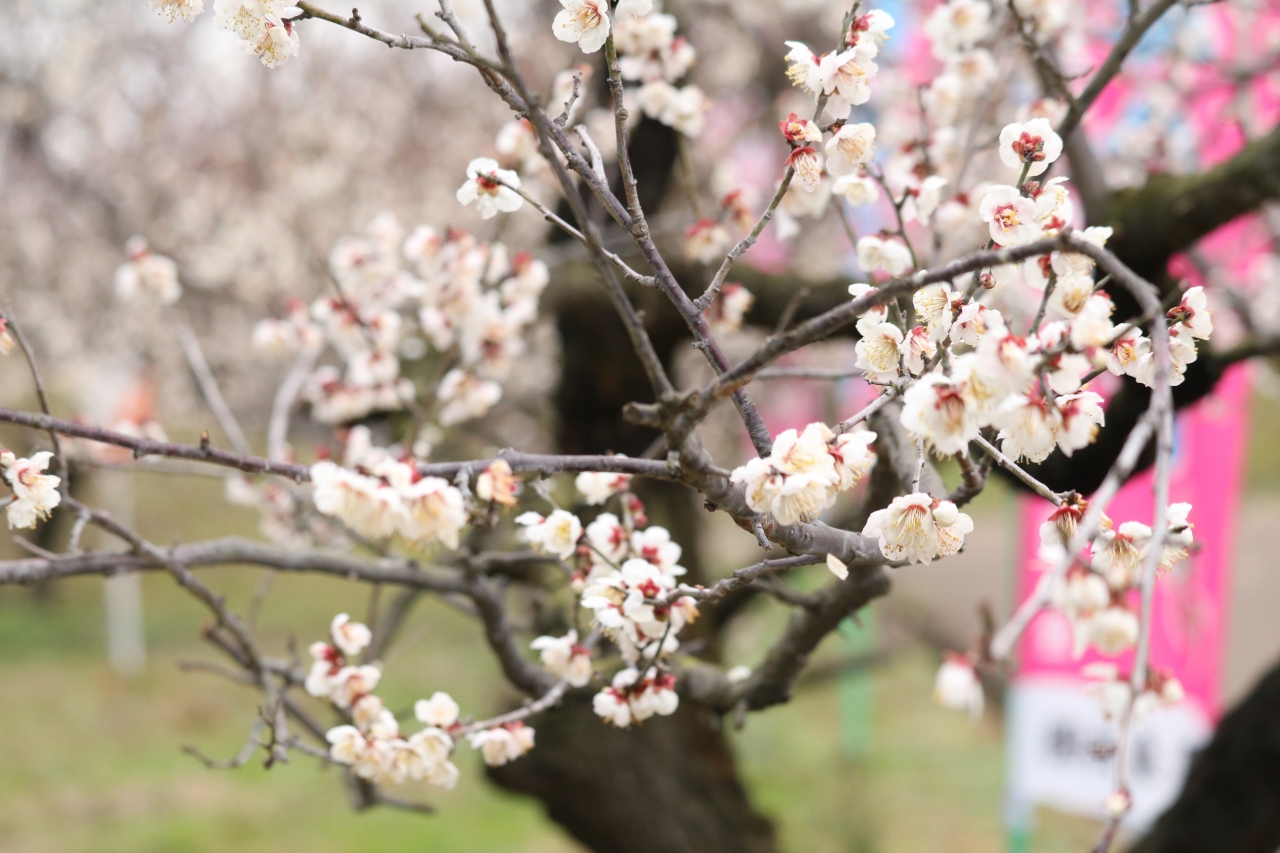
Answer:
xmin=487 ymin=693 xmax=777 ymax=853
xmin=1130 ymin=656 xmax=1280 ymax=853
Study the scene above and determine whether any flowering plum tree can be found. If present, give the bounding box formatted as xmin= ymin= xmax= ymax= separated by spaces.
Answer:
xmin=3 ymin=0 xmax=1280 ymax=851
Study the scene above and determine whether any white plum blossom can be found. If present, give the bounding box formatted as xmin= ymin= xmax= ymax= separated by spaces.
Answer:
xmin=213 ymin=2 xmax=301 ymax=67
xmin=1170 ymin=286 xmax=1213 ymax=340
xmin=476 ymin=459 xmax=519 ymax=507
xmin=901 ymin=373 xmax=980 ymax=455
xmin=1161 ymin=502 xmax=1195 ymax=571
xmin=862 ymin=493 xmax=973 ymax=564
xmin=115 ymin=237 xmax=181 ymax=305
xmin=979 ymin=185 xmax=1037 ymax=246
xmin=825 ymin=123 xmax=876 ymax=176
xmin=517 ymin=509 xmax=583 ymax=560
xmin=575 ymin=468 xmax=633 ymax=505
xmin=934 ymin=654 xmax=984 ymax=718
xmin=414 ymin=691 xmax=461 ymax=728
xmin=857 ymin=235 xmax=914 ymax=276
xmin=149 ymin=0 xmax=204 ymax=22
xmin=330 ymin=613 xmax=372 ymax=658
xmin=998 ymin=119 xmax=1063 ymax=177
xmin=829 ymin=429 xmax=877 ymax=490
xmin=1088 ymin=606 xmax=1140 ymax=656
xmin=900 ymin=326 xmax=937 ymax=375
xmin=531 ymin=630 xmax=594 ymax=687
xmin=2 ymin=451 xmax=62 ymax=529
xmin=310 ymin=461 xmax=405 ymax=541
xmin=854 ymin=316 xmax=904 ymax=382
xmin=786 ymin=147 xmax=823 ymax=192
xmin=1092 ymin=519 xmax=1153 ymax=590
xmin=328 ymin=664 xmax=383 ymax=709
xmin=993 ymin=394 xmax=1062 ymax=464
xmin=553 ymin=0 xmax=612 ymax=53
xmin=924 ymin=0 xmax=992 ymax=59
xmin=819 ymin=44 xmax=879 ymax=118
xmin=469 ymin=723 xmax=535 ymax=766
xmin=456 ymin=158 xmax=524 ymax=219
xmin=437 ymin=369 xmax=503 ymax=426
xmin=1056 ymin=391 xmax=1106 ymax=455
xmin=398 ymin=474 xmax=469 ymax=550
xmin=833 ymin=174 xmax=880 ymax=206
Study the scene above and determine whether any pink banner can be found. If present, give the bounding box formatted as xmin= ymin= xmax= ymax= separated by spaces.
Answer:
xmin=1015 ymin=366 xmax=1251 ymax=719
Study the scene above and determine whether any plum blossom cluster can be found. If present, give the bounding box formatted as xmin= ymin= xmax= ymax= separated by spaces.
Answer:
xmin=730 ymin=422 xmax=878 ymax=526
xmin=149 ymin=0 xmax=301 ymax=67
xmin=253 ymin=216 xmax=548 ymax=428
xmin=769 ymin=9 xmax=893 ymax=238
xmin=1 ymin=451 xmax=62 ymax=530
xmin=552 ymin=0 xmax=707 ymax=139
xmin=1043 ymin=498 xmax=1196 ymax=659
xmin=312 ymin=614 xmax=532 ymax=787
xmin=516 ymin=473 xmax=693 ymax=727
xmin=309 ymin=452 xmax=469 ymax=548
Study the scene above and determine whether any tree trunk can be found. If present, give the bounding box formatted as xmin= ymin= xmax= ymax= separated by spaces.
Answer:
xmin=487 ymin=692 xmax=777 ymax=853
xmin=1129 ymin=657 xmax=1280 ymax=853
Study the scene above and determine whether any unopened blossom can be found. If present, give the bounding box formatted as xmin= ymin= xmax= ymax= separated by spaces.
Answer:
xmin=149 ymin=0 xmax=204 ymax=22
xmin=1169 ymin=286 xmax=1213 ymax=340
xmin=998 ymin=119 xmax=1063 ymax=177
xmin=1088 ymin=606 xmax=1140 ymax=656
xmin=115 ymin=237 xmax=181 ymax=305
xmin=901 ymin=373 xmax=979 ymax=455
xmin=856 ymin=235 xmax=913 ymax=277
xmin=924 ymin=0 xmax=992 ymax=58
xmin=309 ymin=461 xmax=403 ymax=540
xmin=1092 ymin=520 xmax=1153 ymax=590
xmin=833 ymin=174 xmax=879 ymax=206
xmin=553 ymin=0 xmax=611 ymax=53
xmin=330 ymin=613 xmax=372 ymax=659
xmin=1056 ymin=391 xmax=1105 ymax=455
xmin=456 ymin=158 xmax=524 ymax=220
xmin=829 ymin=429 xmax=877 ymax=490
xmin=437 ymin=369 xmax=503 ymax=426
xmin=476 ymin=459 xmax=519 ymax=507
xmin=469 ymin=723 xmax=535 ymax=766
xmin=2 ymin=451 xmax=62 ymax=530
xmin=934 ymin=653 xmax=984 ymax=719
xmin=786 ymin=147 xmax=823 ymax=193
xmin=531 ymin=629 xmax=594 ymax=687
xmin=979 ymin=186 xmax=1037 ymax=246
xmin=994 ymin=394 xmax=1062 ymax=464
xmin=779 ymin=113 xmax=822 ymax=144
xmin=825 ymin=123 xmax=876 ymax=176
xmin=863 ymin=493 xmax=973 ymax=564
xmin=0 ymin=319 xmax=13 ymax=356
xmin=415 ymin=691 xmax=461 ymax=728
xmin=576 ymin=468 xmax=633 ymax=506
xmin=900 ymin=326 xmax=937 ymax=375
xmin=684 ymin=219 xmax=733 ymax=264
xmin=517 ymin=509 xmax=583 ymax=560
